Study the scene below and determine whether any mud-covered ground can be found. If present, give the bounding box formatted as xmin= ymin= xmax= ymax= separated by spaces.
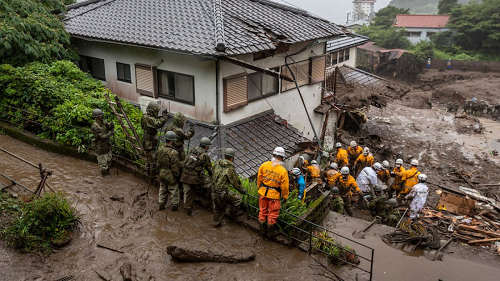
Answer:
xmin=0 ymin=134 xmax=340 ymax=281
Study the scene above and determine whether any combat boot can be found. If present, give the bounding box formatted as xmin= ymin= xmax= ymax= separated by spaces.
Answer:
xmin=158 ymin=203 xmax=166 ymax=211
xmin=266 ymin=224 xmax=280 ymax=238
xmin=171 ymin=205 xmax=178 ymax=211
xmin=185 ymin=208 xmax=192 ymax=216
xmin=259 ymin=221 xmax=267 ymax=236
xmin=101 ymin=169 xmax=108 ymax=176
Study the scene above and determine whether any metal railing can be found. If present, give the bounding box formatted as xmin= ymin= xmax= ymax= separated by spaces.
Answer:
xmin=242 ymin=192 xmax=374 ymax=281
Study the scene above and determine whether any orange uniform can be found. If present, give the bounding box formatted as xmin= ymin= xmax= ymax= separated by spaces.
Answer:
xmin=335 ymin=148 xmax=349 ymax=167
xmin=257 ymin=161 xmax=290 ymax=225
xmin=354 ymin=154 xmax=374 ymax=174
xmin=332 ymin=174 xmax=360 ymax=216
xmin=377 ymin=169 xmax=391 ymax=184
xmin=307 ymin=164 xmax=321 ymax=178
xmin=400 ymin=167 xmax=421 ymax=197
xmin=324 ymin=169 xmax=340 ymax=189
xmin=347 ymin=146 xmax=363 ymax=163
xmin=389 ymin=166 xmax=406 ymax=197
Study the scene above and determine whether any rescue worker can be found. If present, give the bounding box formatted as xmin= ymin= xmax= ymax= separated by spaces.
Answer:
xmin=166 ymin=112 xmax=195 ymax=161
xmin=331 ymin=186 xmax=344 ymax=214
xmin=157 ymin=131 xmax=181 ymax=211
xmin=384 ymin=198 xmax=400 ymax=227
xmin=306 ymin=160 xmax=322 ymax=184
xmin=179 ymin=137 xmax=213 ymax=216
xmin=257 ymin=147 xmax=289 ymax=238
xmin=347 ymin=141 xmax=363 ymax=165
xmin=324 ymin=162 xmax=340 ymax=190
xmin=399 ymin=159 xmax=421 ymax=201
xmin=291 ymin=168 xmax=306 ymax=201
xmin=211 ymin=148 xmax=247 ymax=227
xmin=333 ymin=142 xmax=348 ymax=168
xmin=91 ymin=108 xmax=115 ymax=176
xmin=405 ymin=174 xmax=428 ymax=220
xmin=332 ymin=167 xmax=362 ymax=216
xmin=353 ymin=147 xmax=374 ymax=176
xmin=356 ymin=162 xmax=381 ymax=197
xmin=141 ymin=102 xmax=167 ymax=176
xmin=377 ymin=160 xmax=391 ymax=184
xmin=368 ymin=185 xmax=387 ymax=217
xmin=388 ymin=159 xmax=406 ymax=198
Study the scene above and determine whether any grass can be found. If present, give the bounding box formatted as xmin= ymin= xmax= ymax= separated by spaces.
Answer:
xmin=312 ymin=230 xmax=356 ymax=267
xmin=0 ymin=191 xmax=79 ymax=253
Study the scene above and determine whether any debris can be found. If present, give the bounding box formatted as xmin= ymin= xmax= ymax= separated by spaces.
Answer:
xmin=91 ymin=264 xmax=112 ymax=281
xmin=435 ymin=192 xmax=476 ymax=216
xmin=468 ymin=238 xmax=500 ymax=244
xmin=110 ymin=195 xmax=125 ymax=203
xmin=167 ymin=244 xmax=255 ymax=263
xmin=97 ymin=243 xmax=125 ymax=253
xmin=120 ymin=262 xmax=134 ymax=281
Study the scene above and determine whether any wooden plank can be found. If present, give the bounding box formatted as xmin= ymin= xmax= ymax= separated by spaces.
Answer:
xmin=458 ymin=230 xmax=486 ymax=239
xmin=459 ymin=225 xmax=500 ymax=238
xmin=468 ymin=237 xmax=500 ymax=244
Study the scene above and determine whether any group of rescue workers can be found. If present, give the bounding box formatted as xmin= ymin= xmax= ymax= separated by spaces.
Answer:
xmin=90 ymin=104 xmax=428 ymax=237
xmin=292 ymin=141 xmax=429 ymax=226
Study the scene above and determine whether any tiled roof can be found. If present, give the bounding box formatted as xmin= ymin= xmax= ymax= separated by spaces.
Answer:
xmin=326 ymin=34 xmax=369 ymax=53
xmin=338 ymin=65 xmax=384 ymax=88
xmin=64 ymin=0 xmax=345 ymax=56
xmin=357 ymin=41 xmax=386 ymax=53
xmin=394 ymin=14 xmax=450 ymax=28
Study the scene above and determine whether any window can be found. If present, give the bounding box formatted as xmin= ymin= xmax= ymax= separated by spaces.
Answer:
xmin=281 ymin=60 xmax=310 ymax=92
xmin=79 ymin=55 xmax=106 ymax=81
xmin=116 ymin=62 xmax=131 ymax=83
xmin=310 ymin=56 xmax=326 ymax=84
xmin=426 ymin=32 xmax=436 ymax=38
xmin=344 ymin=49 xmax=350 ymax=61
xmin=157 ymin=70 xmax=195 ymax=105
xmin=135 ymin=64 xmax=156 ymax=97
xmin=406 ymin=32 xmax=422 ymax=38
xmin=247 ymin=68 xmax=279 ymax=101
xmin=330 ymin=52 xmax=338 ymax=65
xmin=224 ymin=75 xmax=248 ymax=112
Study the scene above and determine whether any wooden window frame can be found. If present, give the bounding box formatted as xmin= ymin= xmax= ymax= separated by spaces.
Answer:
xmin=223 ymin=74 xmax=248 ymax=112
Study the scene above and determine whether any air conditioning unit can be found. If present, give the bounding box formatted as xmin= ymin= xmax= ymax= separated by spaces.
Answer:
xmin=139 ymin=96 xmax=161 ymax=114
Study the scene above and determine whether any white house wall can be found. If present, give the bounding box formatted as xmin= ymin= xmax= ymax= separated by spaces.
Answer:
xmin=333 ymin=46 xmax=358 ymax=68
xmin=72 ymin=39 xmax=217 ymax=123
xmin=219 ymin=41 xmax=326 ymax=139
xmin=403 ymin=27 xmax=450 ymax=44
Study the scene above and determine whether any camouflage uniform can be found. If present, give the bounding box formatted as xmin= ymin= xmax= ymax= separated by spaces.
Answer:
xmin=141 ymin=105 xmax=167 ymax=174
xmin=157 ymin=143 xmax=181 ymax=209
xmin=211 ymin=159 xmax=246 ymax=227
xmin=368 ymin=195 xmax=387 ymax=217
xmin=331 ymin=195 xmax=344 ymax=214
xmin=166 ymin=112 xmax=194 ymax=161
xmin=91 ymin=119 xmax=115 ymax=174
xmin=180 ymin=146 xmax=213 ymax=213
xmin=384 ymin=208 xmax=400 ymax=227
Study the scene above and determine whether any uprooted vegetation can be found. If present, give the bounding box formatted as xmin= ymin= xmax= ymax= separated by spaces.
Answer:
xmin=0 ymin=191 xmax=79 ymax=253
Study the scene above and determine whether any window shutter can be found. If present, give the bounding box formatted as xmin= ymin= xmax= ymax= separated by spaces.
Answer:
xmin=135 ymin=64 xmax=157 ymax=97
xmin=310 ymin=56 xmax=326 ymax=84
xmin=296 ymin=60 xmax=310 ymax=86
xmin=224 ymin=75 xmax=248 ymax=112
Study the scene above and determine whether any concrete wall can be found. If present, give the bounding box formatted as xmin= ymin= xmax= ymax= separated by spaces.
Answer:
xmin=427 ymin=59 xmax=500 ymax=72
xmin=219 ymin=41 xmax=327 ymax=139
xmin=403 ymin=27 xmax=450 ymax=44
xmin=330 ymin=46 xmax=358 ymax=68
xmin=73 ymin=39 xmax=217 ymax=123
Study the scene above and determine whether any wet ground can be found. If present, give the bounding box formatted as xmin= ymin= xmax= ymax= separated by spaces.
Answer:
xmin=0 ymin=134 xmax=337 ymax=281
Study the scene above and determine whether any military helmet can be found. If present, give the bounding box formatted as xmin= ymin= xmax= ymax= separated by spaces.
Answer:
xmin=200 ymin=137 xmax=211 ymax=147
xmin=92 ymin=108 xmax=104 ymax=118
xmin=224 ymin=148 xmax=236 ymax=157
xmin=340 ymin=167 xmax=350 ymax=175
xmin=146 ymin=102 xmax=160 ymax=116
xmin=173 ymin=112 xmax=186 ymax=127
xmin=331 ymin=186 xmax=339 ymax=195
xmin=387 ymin=198 xmax=398 ymax=207
xmin=165 ymin=131 xmax=177 ymax=141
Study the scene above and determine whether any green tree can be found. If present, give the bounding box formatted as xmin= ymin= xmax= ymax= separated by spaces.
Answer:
xmin=437 ymin=0 xmax=459 ymax=14
xmin=0 ymin=0 xmax=76 ymax=66
xmin=448 ymin=0 xmax=500 ymax=53
xmin=372 ymin=6 xmax=410 ymax=27
xmin=358 ymin=26 xmax=411 ymax=49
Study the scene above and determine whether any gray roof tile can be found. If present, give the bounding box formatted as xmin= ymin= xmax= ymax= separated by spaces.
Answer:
xmin=326 ymin=34 xmax=369 ymax=53
xmin=65 ymin=0 xmax=344 ymax=55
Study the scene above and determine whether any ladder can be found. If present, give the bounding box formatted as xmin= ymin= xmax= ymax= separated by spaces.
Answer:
xmin=105 ymin=93 xmax=146 ymax=159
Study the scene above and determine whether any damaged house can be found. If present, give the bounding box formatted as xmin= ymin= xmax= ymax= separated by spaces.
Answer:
xmin=64 ymin=0 xmax=348 ymax=176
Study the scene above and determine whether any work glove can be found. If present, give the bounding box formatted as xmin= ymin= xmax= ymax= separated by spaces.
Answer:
xmin=161 ymin=109 xmax=169 ymax=117
xmin=240 ymin=189 xmax=248 ymax=195
xmin=189 ymin=121 xmax=195 ymax=129
xmin=390 ymin=171 xmax=396 ymax=177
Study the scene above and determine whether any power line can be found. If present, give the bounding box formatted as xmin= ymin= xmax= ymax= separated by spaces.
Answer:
xmin=240 ymin=66 xmax=276 ymax=113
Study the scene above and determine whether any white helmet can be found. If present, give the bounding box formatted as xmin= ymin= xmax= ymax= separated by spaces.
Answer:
xmin=273 ymin=147 xmax=286 ymax=157
xmin=350 ymin=141 xmax=357 ymax=147
xmin=340 ymin=167 xmax=350 ymax=175
xmin=330 ymin=162 xmax=338 ymax=170
xmin=411 ymin=159 xmax=419 ymax=166
xmin=418 ymin=173 xmax=427 ymax=182
xmin=395 ymin=159 xmax=403 ymax=165
xmin=292 ymin=167 xmax=301 ymax=176
xmin=335 ymin=142 xmax=342 ymax=148
xmin=373 ymin=162 xmax=382 ymax=171
xmin=311 ymin=160 xmax=317 ymax=165
xmin=382 ymin=160 xmax=390 ymax=168
xmin=363 ymin=147 xmax=370 ymax=155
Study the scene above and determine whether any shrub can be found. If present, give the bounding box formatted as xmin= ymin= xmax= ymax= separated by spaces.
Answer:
xmin=0 ymin=192 xmax=79 ymax=253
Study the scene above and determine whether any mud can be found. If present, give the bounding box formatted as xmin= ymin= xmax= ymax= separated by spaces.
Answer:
xmin=0 ymin=134 xmax=336 ymax=280
xmin=167 ymin=244 xmax=255 ymax=263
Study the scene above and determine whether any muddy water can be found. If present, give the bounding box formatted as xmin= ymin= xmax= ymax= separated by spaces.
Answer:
xmin=0 ymin=135 xmax=337 ymax=280
xmin=323 ymin=212 xmax=500 ymax=281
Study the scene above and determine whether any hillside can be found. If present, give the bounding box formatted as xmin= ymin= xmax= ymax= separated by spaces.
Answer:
xmin=388 ymin=0 xmax=470 ymax=14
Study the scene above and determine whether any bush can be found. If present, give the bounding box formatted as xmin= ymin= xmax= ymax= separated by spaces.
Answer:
xmin=0 ymin=61 xmax=143 ymax=158
xmin=0 ymin=192 xmax=79 ymax=253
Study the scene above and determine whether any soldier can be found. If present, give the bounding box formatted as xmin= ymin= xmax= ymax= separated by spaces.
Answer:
xmin=166 ymin=112 xmax=195 ymax=161
xmin=353 ymin=147 xmax=374 ymax=176
xmin=368 ymin=185 xmax=388 ymax=217
xmin=211 ymin=148 xmax=247 ymax=227
xmin=331 ymin=187 xmax=344 ymax=214
xmin=324 ymin=162 xmax=340 ymax=190
xmin=141 ymin=102 xmax=167 ymax=176
xmin=333 ymin=142 xmax=348 ymax=168
xmin=157 ymin=131 xmax=181 ymax=211
xmin=306 ymin=160 xmax=322 ymax=184
xmin=347 ymin=141 xmax=363 ymax=165
xmin=384 ymin=198 xmax=400 ymax=227
xmin=332 ymin=167 xmax=362 ymax=216
xmin=91 ymin=108 xmax=115 ymax=176
xmin=377 ymin=160 xmax=391 ymax=185
xmin=179 ymin=137 xmax=213 ymax=216
xmin=388 ymin=159 xmax=406 ymax=198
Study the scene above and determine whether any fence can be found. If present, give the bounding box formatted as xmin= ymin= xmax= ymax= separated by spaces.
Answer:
xmin=429 ymin=59 xmax=500 ymax=72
